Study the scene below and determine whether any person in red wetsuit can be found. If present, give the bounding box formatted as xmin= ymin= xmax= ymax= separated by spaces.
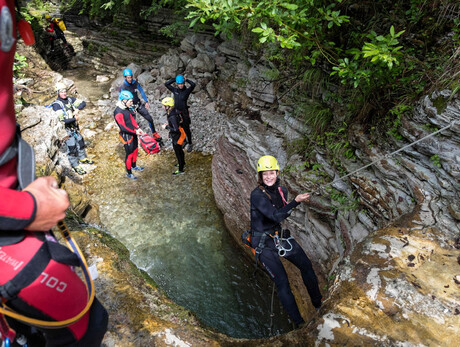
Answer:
xmin=0 ymin=1 xmax=108 ymax=345
xmin=44 ymin=14 xmax=67 ymax=50
xmin=113 ymin=90 xmax=146 ymax=180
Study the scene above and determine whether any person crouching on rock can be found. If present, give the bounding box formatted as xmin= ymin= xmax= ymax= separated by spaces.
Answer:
xmin=52 ymin=82 xmax=94 ymax=175
xmin=161 ymin=97 xmax=186 ymax=175
xmin=249 ymin=155 xmax=323 ymax=327
xmin=114 ymin=91 xmax=146 ymax=180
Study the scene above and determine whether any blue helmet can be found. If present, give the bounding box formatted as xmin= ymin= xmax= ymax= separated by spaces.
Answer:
xmin=123 ymin=68 xmax=133 ymax=77
xmin=119 ymin=90 xmax=134 ymax=101
xmin=175 ymin=74 xmax=185 ymax=84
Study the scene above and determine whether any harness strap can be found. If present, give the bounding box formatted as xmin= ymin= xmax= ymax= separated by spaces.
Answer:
xmin=0 ymin=125 xmax=35 ymax=190
xmin=119 ymin=132 xmax=134 ymax=145
xmin=0 ymin=312 xmax=16 ymax=343
xmin=0 ymin=133 xmax=17 ymax=167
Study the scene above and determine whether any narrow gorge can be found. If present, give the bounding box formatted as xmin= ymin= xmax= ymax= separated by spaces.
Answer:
xmin=11 ymin=5 xmax=460 ymax=346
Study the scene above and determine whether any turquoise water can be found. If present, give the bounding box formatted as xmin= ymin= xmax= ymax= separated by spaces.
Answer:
xmin=87 ymin=150 xmax=292 ymax=338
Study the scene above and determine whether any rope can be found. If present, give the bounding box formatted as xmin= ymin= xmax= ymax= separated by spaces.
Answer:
xmin=268 ymin=282 xmax=276 ymax=336
xmin=312 ymin=120 xmax=458 ymax=193
xmin=262 ymin=119 xmax=457 ymax=332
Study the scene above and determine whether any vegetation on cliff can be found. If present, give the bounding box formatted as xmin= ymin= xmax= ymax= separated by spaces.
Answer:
xmin=42 ymin=0 xmax=458 ymax=171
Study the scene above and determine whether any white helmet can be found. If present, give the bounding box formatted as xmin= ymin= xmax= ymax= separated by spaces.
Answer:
xmin=55 ymin=82 xmax=67 ymax=93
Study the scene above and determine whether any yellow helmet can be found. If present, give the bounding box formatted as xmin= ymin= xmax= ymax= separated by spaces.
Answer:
xmin=44 ymin=14 xmax=51 ymax=20
xmin=55 ymin=82 xmax=67 ymax=93
xmin=257 ymin=155 xmax=279 ymax=172
xmin=161 ymin=97 xmax=174 ymax=107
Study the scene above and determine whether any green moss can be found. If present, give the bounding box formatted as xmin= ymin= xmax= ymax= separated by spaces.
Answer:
xmin=431 ymin=96 xmax=448 ymax=114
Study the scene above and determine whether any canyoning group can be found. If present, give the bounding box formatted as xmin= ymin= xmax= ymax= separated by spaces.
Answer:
xmin=1 ymin=3 xmax=324 ymax=346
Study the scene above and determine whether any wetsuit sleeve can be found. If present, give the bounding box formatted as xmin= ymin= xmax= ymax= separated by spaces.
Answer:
xmin=165 ymin=78 xmax=175 ymax=92
xmin=186 ymin=79 xmax=196 ymax=91
xmin=114 ymin=112 xmax=138 ymax=135
xmin=183 ymin=80 xmax=196 ymax=99
xmin=71 ymin=97 xmax=86 ymax=110
xmin=252 ymin=189 xmax=300 ymax=224
xmin=137 ymin=83 xmax=148 ymax=103
xmin=0 ymin=189 xmax=36 ymax=230
xmin=166 ymin=114 xmax=180 ymax=133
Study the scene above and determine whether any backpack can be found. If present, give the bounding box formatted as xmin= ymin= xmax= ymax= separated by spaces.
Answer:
xmin=140 ymin=134 xmax=160 ymax=154
xmin=54 ymin=18 xmax=66 ymax=31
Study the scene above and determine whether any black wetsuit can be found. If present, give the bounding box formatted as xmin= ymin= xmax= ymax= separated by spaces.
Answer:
xmin=165 ymin=108 xmax=185 ymax=171
xmin=114 ymin=105 xmax=140 ymax=174
xmin=250 ymin=179 xmax=322 ymax=325
xmin=121 ymin=79 xmax=157 ymax=133
xmin=165 ymin=78 xmax=195 ymax=145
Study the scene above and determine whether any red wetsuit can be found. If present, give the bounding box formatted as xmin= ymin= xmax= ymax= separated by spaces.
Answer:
xmin=114 ymin=105 xmax=140 ymax=174
xmin=0 ymin=2 xmax=107 ymax=344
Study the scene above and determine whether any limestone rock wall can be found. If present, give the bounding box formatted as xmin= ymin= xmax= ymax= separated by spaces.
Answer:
xmin=141 ymin=28 xmax=459 ymax=291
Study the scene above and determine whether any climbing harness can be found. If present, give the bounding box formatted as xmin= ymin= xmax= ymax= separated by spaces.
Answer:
xmin=118 ymin=132 xmax=134 ymax=145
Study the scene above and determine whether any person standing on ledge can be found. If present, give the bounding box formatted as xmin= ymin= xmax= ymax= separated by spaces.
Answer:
xmin=161 ymin=97 xmax=186 ymax=175
xmin=121 ymin=68 xmax=163 ymax=147
xmin=248 ymin=155 xmax=322 ymax=328
xmin=113 ymin=91 xmax=146 ymax=180
xmin=165 ymin=74 xmax=195 ymax=152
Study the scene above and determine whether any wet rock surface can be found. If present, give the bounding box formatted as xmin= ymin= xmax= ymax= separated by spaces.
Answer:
xmin=13 ymin=11 xmax=460 ymax=345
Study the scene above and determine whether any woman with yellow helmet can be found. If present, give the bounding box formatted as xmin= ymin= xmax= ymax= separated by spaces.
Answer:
xmin=161 ymin=97 xmax=187 ymax=175
xmin=249 ymin=155 xmax=322 ymax=327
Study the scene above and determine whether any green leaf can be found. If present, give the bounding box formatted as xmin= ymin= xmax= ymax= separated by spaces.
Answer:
xmin=280 ymin=3 xmax=298 ymax=10
xmin=252 ymin=27 xmax=264 ymax=33
xmin=190 ymin=17 xmax=199 ymax=27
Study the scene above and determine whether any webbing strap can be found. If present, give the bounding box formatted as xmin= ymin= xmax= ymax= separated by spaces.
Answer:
xmin=0 ymin=312 xmax=16 ymax=342
xmin=0 ymin=126 xmax=35 ymax=190
xmin=0 ymin=222 xmax=95 ymax=329
xmin=119 ymin=132 xmax=134 ymax=145
xmin=0 ymin=134 xmax=17 ymax=167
